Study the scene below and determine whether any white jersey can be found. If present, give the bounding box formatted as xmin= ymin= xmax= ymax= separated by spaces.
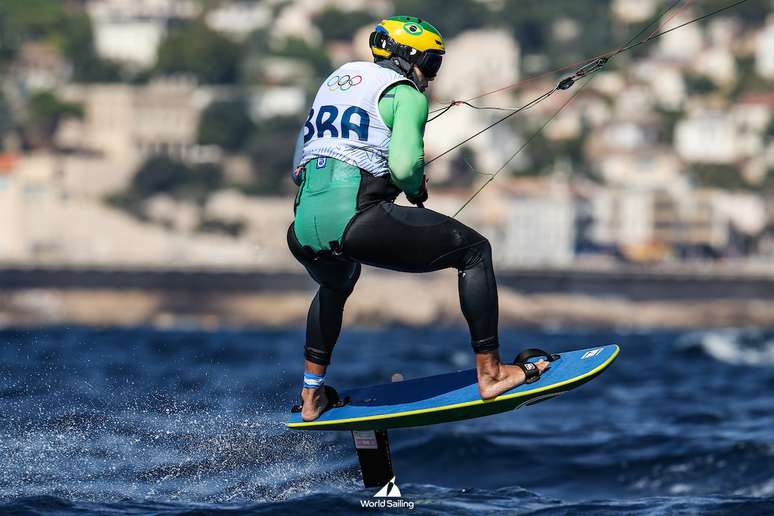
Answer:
xmin=299 ymin=61 xmax=415 ymax=177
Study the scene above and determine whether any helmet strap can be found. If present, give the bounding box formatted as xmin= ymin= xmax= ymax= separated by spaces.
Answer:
xmin=407 ymin=66 xmax=428 ymax=92
xmin=391 ymin=55 xmax=412 ymax=75
xmin=376 ymin=57 xmax=426 ymax=92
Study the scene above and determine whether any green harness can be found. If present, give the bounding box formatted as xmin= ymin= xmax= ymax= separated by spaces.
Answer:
xmin=293 ymin=157 xmax=361 ymax=253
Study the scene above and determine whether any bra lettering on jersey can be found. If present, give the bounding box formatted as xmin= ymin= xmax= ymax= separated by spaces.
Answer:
xmin=304 ymin=106 xmax=370 ymax=143
xmin=315 ymin=106 xmax=339 ymax=138
xmin=301 ymin=61 xmax=412 ymax=177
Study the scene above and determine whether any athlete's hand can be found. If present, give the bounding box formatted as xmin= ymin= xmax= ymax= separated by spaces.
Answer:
xmin=406 ymin=176 xmax=428 ymax=206
xmin=291 ymin=165 xmax=304 ymax=186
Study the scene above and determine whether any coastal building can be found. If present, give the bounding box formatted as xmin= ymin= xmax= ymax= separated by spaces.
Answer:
xmin=272 ymin=4 xmax=322 ymax=46
xmin=693 ymin=46 xmax=737 ymax=88
xmin=631 ymin=62 xmax=686 ymax=110
xmin=611 ymin=0 xmax=659 ymax=24
xmin=652 ymin=190 xmax=720 ymax=251
xmin=613 ymin=84 xmax=657 ymax=121
xmin=733 ymin=93 xmax=774 ymax=162
xmin=87 ymin=0 xmax=200 ymax=20
xmin=0 ymin=154 xmax=24 ymax=260
xmin=651 ymin=190 xmax=765 ymax=255
xmin=756 ymin=17 xmax=774 ymax=79
xmin=0 ymin=152 xmax=257 ymax=266
xmin=592 ymin=148 xmax=684 ymax=190
xmin=656 ymin=10 xmax=704 ymax=62
xmin=0 ymin=153 xmax=62 ymax=262
xmin=707 ymin=18 xmax=740 ymax=47
xmin=594 ymin=121 xmax=654 ymax=153
xmin=87 ymin=0 xmax=201 ymax=68
xmin=131 ymin=78 xmax=211 ymax=162
xmin=248 ymin=57 xmax=314 ymax=85
xmin=492 ymin=178 xmax=575 ymax=267
xmin=676 ymin=103 xmax=769 ymax=166
xmin=91 ymin=19 xmax=165 ymax=68
xmin=205 ymin=2 xmax=272 ymax=40
xmin=249 ymin=87 xmax=306 ymax=120
xmin=675 ymin=111 xmax=739 ymax=164
xmin=14 ymin=43 xmax=72 ymax=92
xmin=423 ymin=103 xmax=521 ymax=185
xmin=589 ymin=188 xmax=654 ymax=250
xmin=434 ymin=30 xmax=519 ymax=102
xmin=204 ymin=190 xmax=297 ymax=269
xmin=59 ymin=78 xmax=212 ymax=164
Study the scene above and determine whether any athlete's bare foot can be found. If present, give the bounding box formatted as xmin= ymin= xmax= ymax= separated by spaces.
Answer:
xmin=300 ymin=360 xmax=328 ymax=422
xmin=300 ymin=386 xmax=328 ymax=422
xmin=476 ymin=351 xmax=550 ymax=400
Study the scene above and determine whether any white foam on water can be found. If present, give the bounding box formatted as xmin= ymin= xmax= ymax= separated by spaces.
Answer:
xmin=668 ymin=483 xmax=693 ymax=495
xmin=681 ymin=329 xmax=774 ymax=367
xmin=734 ymin=477 xmax=774 ymax=498
xmin=0 ymin=398 xmax=358 ymax=505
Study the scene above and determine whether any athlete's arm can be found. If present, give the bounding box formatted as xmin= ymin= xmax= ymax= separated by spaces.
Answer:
xmin=379 ymin=83 xmax=428 ymax=198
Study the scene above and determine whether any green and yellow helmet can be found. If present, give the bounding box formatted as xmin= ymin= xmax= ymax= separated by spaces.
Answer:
xmin=369 ymin=16 xmax=445 ymax=78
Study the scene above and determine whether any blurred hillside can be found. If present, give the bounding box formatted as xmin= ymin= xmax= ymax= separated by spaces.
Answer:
xmin=0 ymin=0 xmax=773 ymax=269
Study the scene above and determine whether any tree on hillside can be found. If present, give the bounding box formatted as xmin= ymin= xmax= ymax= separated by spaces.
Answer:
xmin=390 ymin=0 xmax=494 ymax=39
xmin=272 ymin=37 xmax=331 ymax=79
xmin=689 ymin=164 xmax=749 ymax=191
xmin=198 ymin=99 xmax=256 ymax=151
xmin=25 ymin=90 xmax=82 ymax=148
xmin=498 ymin=0 xmax=612 ymax=58
xmin=0 ymin=0 xmax=120 ymax=81
xmin=61 ymin=13 xmax=122 ymax=82
xmin=0 ymin=0 xmax=65 ymax=68
xmin=109 ymin=156 xmax=226 ymax=217
xmin=314 ymin=8 xmax=373 ymax=42
xmin=155 ymin=22 xmax=242 ymax=84
xmin=0 ymin=94 xmax=12 ymax=144
xmin=131 ymin=156 xmax=224 ymax=203
xmin=246 ymin=115 xmax=300 ymax=194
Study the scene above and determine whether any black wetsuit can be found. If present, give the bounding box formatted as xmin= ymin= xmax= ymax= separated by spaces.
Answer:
xmin=287 ymin=198 xmax=499 ymax=366
xmin=290 ymin=61 xmax=500 ymax=366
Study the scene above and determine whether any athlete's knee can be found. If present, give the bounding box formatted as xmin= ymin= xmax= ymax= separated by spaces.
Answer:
xmin=326 ymin=262 xmax=360 ymax=298
xmin=346 ymin=262 xmax=362 ymax=294
xmin=460 ymin=238 xmax=492 ymax=270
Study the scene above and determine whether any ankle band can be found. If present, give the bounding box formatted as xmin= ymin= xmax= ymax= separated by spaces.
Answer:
xmin=303 ymin=372 xmax=325 ymax=389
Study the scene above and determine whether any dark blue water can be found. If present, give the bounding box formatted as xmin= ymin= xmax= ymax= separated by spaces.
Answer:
xmin=1 ymin=326 xmax=773 ymax=515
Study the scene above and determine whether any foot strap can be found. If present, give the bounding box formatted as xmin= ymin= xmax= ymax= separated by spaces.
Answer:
xmin=290 ymin=385 xmax=349 ymax=413
xmin=514 ymin=361 xmax=541 ymax=384
xmin=513 ymin=348 xmax=560 ymax=384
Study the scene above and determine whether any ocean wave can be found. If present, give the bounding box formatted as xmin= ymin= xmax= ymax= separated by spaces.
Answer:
xmin=2 ymin=327 xmax=773 ymax=514
xmin=677 ymin=329 xmax=774 ymax=366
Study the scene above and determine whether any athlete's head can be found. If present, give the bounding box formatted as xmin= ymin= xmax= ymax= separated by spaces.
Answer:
xmin=369 ymin=16 xmax=445 ymax=92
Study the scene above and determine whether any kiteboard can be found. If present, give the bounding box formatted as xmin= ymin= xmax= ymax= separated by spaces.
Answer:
xmin=287 ymin=344 xmax=619 ymax=487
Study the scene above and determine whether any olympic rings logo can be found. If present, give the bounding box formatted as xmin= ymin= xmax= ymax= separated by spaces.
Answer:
xmin=327 ymin=74 xmax=363 ymax=91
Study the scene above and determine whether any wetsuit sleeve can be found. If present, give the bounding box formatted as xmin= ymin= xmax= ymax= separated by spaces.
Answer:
xmin=378 ymin=83 xmax=428 ymax=198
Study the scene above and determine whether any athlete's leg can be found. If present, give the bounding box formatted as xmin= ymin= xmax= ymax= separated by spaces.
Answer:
xmin=342 ymin=202 xmax=548 ymax=398
xmin=343 ymin=202 xmax=498 ymax=346
xmin=287 ymin=224 xmax=360 ymax=420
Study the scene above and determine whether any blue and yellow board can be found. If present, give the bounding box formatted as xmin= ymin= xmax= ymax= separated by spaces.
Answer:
xmin=288 ymin=344 xmax=619 ymax=431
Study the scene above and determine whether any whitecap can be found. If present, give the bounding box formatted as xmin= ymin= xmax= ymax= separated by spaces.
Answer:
xmin=678 ymin=329 xmax=774 ymax=367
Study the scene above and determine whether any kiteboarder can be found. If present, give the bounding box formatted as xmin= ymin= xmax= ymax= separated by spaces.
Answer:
xmin=288 ymin=16 xmax=549 ymax=421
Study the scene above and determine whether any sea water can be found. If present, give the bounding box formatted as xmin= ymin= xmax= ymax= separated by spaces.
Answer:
xmin=1 ymin=326 xmax=773 ymax=515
